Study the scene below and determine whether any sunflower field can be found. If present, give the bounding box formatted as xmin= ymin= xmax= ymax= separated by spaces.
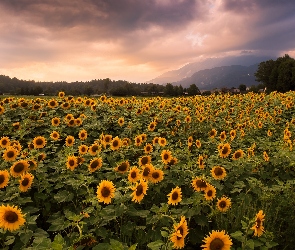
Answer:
xmin=1 ymin=91 xmax=295 ymax=250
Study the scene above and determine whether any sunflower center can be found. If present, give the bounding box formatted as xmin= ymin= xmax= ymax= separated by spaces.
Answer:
xmin=21 ymin=178 xmax=29 ymax=186
xmin=141 ymin=157 xmax=149 ymax=165
xmin=0 ymin=175 xmax=5 ymax=184
xmin=235 ymin=152 xmax=241 ymax=158
xmin=4 ymin=211 xmax=19 ymax=223
xmin=13 ymin=163 xmax=24 ymax=173
xmin=207 ymin=190 xmax=213 ymax=197
xmin=7 ymin=151 xmax=15 ymax=158
xmin=69 ymin=160 xmax=75 ymax=166
xmin=131 ymin=171 xmax=137 ymax=179
xmin=214 ymin=167 xmax=223 ymax=176
xmin=199 ymin=159 xmax=203 ymax=165
xmin=36 ymin=138 xmax=44 ymax=145
xmin=92 ymin=145 xmax=98 ymax=151
xmin=150 ymin=124 xmax=154 ymax=129
xmin=67 ymin=139 xmax=73 ymax=144
xmin=90 ymin=161 xmax=99 ymax=169
xmin=112 ymin=140 xmax=119 ymax=147
xmin=2 ymin=139 xmax=8 ymax=145
xmin=196 ymin=179 xmax=207 ymax=188
xmin=101 ymin=187 xmax=110 ymax=197
xmin=143 ymin=167 xmax=150 ymax=177
xmin=209 ymin=238 xmax=224 ymax=250
xmin=152 ymin=172 xmax=159 ymax=179
xmin=80 ymin=133 xmax=85 ymax=138
xmin=163 ymin=154 xmax=169 ymax=160
xmin=172 ymin=191 xmax=178 ymax=200
xmin=222 ymin=147 xmax=229 ymax=154
xmin=136 ymin=184 xmax=143 ymax=196
xmin=219 ymin=201 xmax=226 ymax=208
xmin=118 ymin=163 xmax=128 ymax=171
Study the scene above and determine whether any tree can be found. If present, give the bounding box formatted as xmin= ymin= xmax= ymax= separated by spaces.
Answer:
xmin=255 ymin=54 xmax=295 ymax=92
xmin=187 ymin=84 xmax=201 ymax=96
xmin=238 ymin=84 xmax=247 ymax=91
xmin=164 ymin=83 xmax=175 ymax=96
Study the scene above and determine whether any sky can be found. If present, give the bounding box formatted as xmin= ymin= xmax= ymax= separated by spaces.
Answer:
xmin=1 ymin=0 xmax=295 ymax=83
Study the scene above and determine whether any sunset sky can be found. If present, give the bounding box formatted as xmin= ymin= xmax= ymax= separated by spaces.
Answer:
xmin=1 ymin=0 xmax=295 ymax=83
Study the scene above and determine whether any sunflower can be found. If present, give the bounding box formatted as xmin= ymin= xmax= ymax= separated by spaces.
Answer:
xmin=204 ymin=184 xmax=216 ymax=201
xmin=195 ymin=139 xmax=201 ymax=148
xmin=51 ymin=117 xmax=61 ymax=126
xmin=78 ymin=144 xmax=88 ymax=155
xmin=251 ymin=210 xmax=265 ymax=237
xmin=115 ymin=160 xmax=130 ymax=174
xmin=148 ymin=121 xmax=156 ymax=131
xmin=167 ymin=187 xmax=182 ymax=205
xmin=19 ymin=173 xmax=34 ymax=192
xmin=37 ymin=153 xmax=46 ymax=162
xmin=88 ymin=143 xmax=101 ymax=156
xmin=232 ymin=149 xmax=244 ymax=160
xmin=187 ymin=136 xmax=193 ymax=146
xmin=198 ymin=155 xmax=205 ymax=169
xmin=161 ymin=150 xmax=172 ymax=164
xmin=230 ymin=129 xmax=236 ymax=140
xmin=0 ymin=136 xmax=10 ymax=148
xmin=122 ymin=138 xmax=131 ymax=147
xmin=219 ymin=143 xmax=231 ymax=158
xmin=65 ymin=114 xmax=74 ymax=121
xmin=143 ymin=143 xmax=153 ymax=154
xmin=0 ymin=205 xmax=26 ymax=232
xmin=138 ymin=155 xmax=152 ymax=166
xmin=10 ymin=140 xmax=22 ymax=152
xmin=152 ymin=137 xmax=159 ymax=145
xmin=2 ymin=146 xmax=19 ymax=162
xmin=131 ymin=179 xmax=148 ymax=203
xmin=66 ymin=155 xmax=78 ymax=171
xmin=65 ymin=135 xmax=75 ymax=147
xmin=88 ymin=157 xmax=103 ymax=173
xmin=118 ymin=117 xmax=124 ymax=126
xmin=192 ymin=177 xmax=208 ymax=192
xmin=103 ymin=135 xmax=113 ymax=145
xmin=67 ymin=118 xmax=75 ymax=127
xmin=185 ymin=115 xmax=191 ymax=123
xmin=134 ymin=135 xmax=143 ymax=146
xmin=216 ymin=196 xmax=231 ymax=212
xmin=128 ymin=167 xmax=141 ymax=183
xmin=28 ymin=159 xmax=38 ymax=170
xmin=75 ymin=118 xmax=83 ymax=126
xmin=170 ymin=216 xmax=189 ymax=249
xmin=209 ymin=129 xmax=217 ymax=139
xmin=201 ymin=230 xmax=232 ymax=250
xmin=97 ymin=180 xmax=116 ymax=204
xmin=33 ymin=136 xmax=47 ymax=149
xmin=211 ymin=166 xmax=227 ymax=180
xmin=50 ymin=131 xmax=60 ymax=141
xmin=149 ymin=169 xmax=164 ymax=183
xmin=141 ymin=133 xmax=147 ymax=142
xmin=10 ymin=160 xmax=29 ymax=177
xmin=267 ymin=130 xmax=272 ymax=137
xmin=263 ymin=151 xmax=269 ymax=162
xmin=58 ymin=91 xmax=65 ymax=98
xmin=219 ymin=131 xmax=226 ymax=141
xmin=0 ymin=170 xmax=10 ymax=189
xmin=0 ymin=105 xmax=5 ymax=115
xmin=78 ymin=130 xmax=87 ymax=141
xmin=110 ymin=136 xmax=121 ymax=151
xmin=47 ymin=99 xmax=58 ymax=108
xmin=141 ymin=164 xmax=154 ymax=181
xmin=158 ymin=137 xmax=167 ymax=147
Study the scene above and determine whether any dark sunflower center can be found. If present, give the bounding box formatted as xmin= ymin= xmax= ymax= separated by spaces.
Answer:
xmin=150 ymin=124 xmax=154 ymax=129
xmin=67 ymin=139 xmax=73 ymax=144
xmin=92 ymin=145 xmax=98 ymax=152
xmin=21 ymin=178 xmax=29 ymax=186
xmin=152 ymin=172 xmax=159 ymax=179
xmin=176 ymin=227 xmax=184 ymax=240
xmin=53 ymin=133 xmax=58 ymax=138
xmin=101 ymin=187 xmax=111 ymax=197
xmin=219 ymin=201 xmax=226 ymax=208
xmin=143 ymin=167 xmax=150 ymax=177
xmin=235 ymin=152 xmax=241 ymax=158
xmin=90 ymin=160 xmax=99 ymax=169
xmin=222 ymin=147 xmax=229 ymax=154
xmin=209 ymin=238 xmax=224 ymax=250
xmin=163 ymin=154 xmax=169 ymax=160
xmin=36 ymin=139 xmax=44 ymax=145
xmin=4 ymin=211 xmax=18 ymax=223
xmin=141 ymin=157 xmax=149 ymax=165
xmin=160 ymin=140 xmax=165 ymax=144
xmin=105 ymin=137 xmax=111 ymax=143
xmin=7 ymin=151 xmax=15 ymax=158
xmin=69 ymin=120 xmax=75 ymax=125
xmin=69 ymin=160 xmax=75 ymax=166
xmin=172 ymin=191 xmax=178 ymax=200
xmin=154 ymin=138 xmax=159 ymax=143
xmin=214 ymin=167 xmax=223 ymax=176
xmin=118 ymin=163 xmax=127 ymax=171
xmin=50 ymin=101 xmax=56 ymax=106
xmin=146 ymin=146 xmax=151 ymax=151
xmin=81 ymin=147 xmax=87 ymax=152
xmin=80 ymin=133 xmax=85 ymax=138
xmin=207 ymin=190 xmax=213 ymax=197
xmin=196 ymin=180 xmax=207 ymax=188
xmin=2 ymin=139 xmax=8 ymax=145
xmin=0 ymin=175 xmax=5 ymax=184
xmin=136 ymin=138 xmax=141 ymax=143
xmin=210 ymin=131 xmax=215 ymax=136
xmin=199 ymin=159 xmax=203 ymax=165
xmin=112 ymin=140 xmax=119 ymax=147
xmin=54 ymin=119 xmax=58 ymax=124
xmin=131 ymin=171 xmax=137 ymax=179
xmin=136 ymin=184 xmax=143 ymax=196
xmin=13 ymin=163 xmax=24 ymax=173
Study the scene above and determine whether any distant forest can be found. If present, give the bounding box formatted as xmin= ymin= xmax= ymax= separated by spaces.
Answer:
xmin=0 ymin=75 xmax=200 ymax=96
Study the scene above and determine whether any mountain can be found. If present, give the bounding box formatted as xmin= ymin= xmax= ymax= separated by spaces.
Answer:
xmin=173 ymin=64 xmax=259 ymax=90
xmin=148 ymin=55 xmax=273 ymax=84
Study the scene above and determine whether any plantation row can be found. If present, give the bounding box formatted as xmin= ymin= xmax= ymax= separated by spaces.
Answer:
xmin=0 ymin=92 xmax=295 ymax=249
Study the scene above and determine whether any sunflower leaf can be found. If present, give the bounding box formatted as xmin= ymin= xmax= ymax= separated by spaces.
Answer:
xmin=147 ymin=240 xmax=165 ymax=250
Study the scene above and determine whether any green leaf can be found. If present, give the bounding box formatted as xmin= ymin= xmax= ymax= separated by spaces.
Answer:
xmin=109 ymin=239 xmax=124 ymax=250
xmin=92 ymin=243 xmax=110 ymax=250
xmin=54 ymin=190 xmax=74 ymax=203
xmin=147 ymin=240 xmax=164 ymax=250
xmin=129 ymin=243 xmax=137 ymax=250
xmin=4 ymin=236 xmax=15 ymax=246
xmin=51 ymin=234 xmax=65 ymax=250
xmin=161 ymin=231 xmax=169 ymax=238
xmin=230 ymin=231 xmax=244 ymax=242
xmin=246 ymin=239 xmax=255 ymax=250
